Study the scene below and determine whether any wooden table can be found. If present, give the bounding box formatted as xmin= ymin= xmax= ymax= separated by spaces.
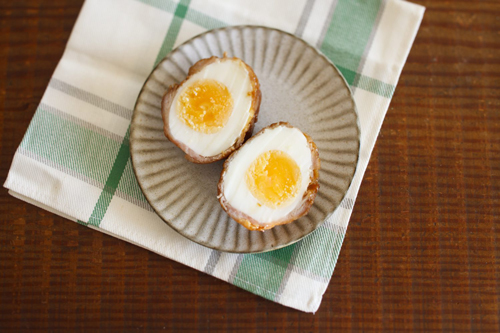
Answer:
xmin=1 ymin=1 xmax=499 ymax=331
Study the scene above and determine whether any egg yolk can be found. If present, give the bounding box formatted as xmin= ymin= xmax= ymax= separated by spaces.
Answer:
xmin=176 ymin=79 xmax=233 ymax=134
xmin=246 ymin=150 xmax=302 ymax=208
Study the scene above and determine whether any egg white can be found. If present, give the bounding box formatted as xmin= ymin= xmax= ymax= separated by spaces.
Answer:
xmin=168 ymin=59 xmax=254 ymax=157
xmin=222 ymin=126 xmax=313 ymax=224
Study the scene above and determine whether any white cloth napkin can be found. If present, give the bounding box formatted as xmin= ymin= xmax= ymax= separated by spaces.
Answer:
xmin=4 ymin=0 xmax=424 ymax=312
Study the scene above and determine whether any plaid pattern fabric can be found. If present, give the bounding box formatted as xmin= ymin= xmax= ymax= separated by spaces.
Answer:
xmin=4 ymin=0 xmax=424 ymax=312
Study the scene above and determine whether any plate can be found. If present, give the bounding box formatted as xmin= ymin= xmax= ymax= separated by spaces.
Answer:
xmin=130 ymin=26 xmax=360 ymax=253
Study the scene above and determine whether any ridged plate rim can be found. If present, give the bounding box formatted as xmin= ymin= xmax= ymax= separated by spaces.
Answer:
xmin=130 ymin=25 xmax=361 ymax=253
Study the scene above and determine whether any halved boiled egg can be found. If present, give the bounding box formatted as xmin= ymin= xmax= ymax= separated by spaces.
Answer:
xmin=162 ymin=55 xmax=261 ymax=163
xmin=218 ymin=122 xmax=320 ymax=231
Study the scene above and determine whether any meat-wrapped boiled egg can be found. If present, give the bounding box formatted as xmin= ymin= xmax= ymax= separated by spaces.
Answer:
xmin=161 ymin=55 xmax=261 ymax=163
xmin=218 ymin=122 xmax=320 ymax=231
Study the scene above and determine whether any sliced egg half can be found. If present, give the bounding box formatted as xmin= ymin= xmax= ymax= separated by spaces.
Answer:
xmin=218 ymin=122 xmax=320 ymax=231
xmin=162 ymin=55 xmax=261 ymax=163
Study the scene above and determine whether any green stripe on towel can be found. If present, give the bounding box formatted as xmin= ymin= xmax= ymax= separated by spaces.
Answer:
xmin=320 ymin=0 xmax=383 ymax=82
xmin=155 ymin=0 xmax=192 ymax=66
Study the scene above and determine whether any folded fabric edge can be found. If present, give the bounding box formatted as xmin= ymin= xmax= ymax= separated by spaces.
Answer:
xmin=402 ymin=0 xmax=426 ymax=12
xmin=6 ymin=188 xmax=320 ymax=313
xmin=9 ymin=189 xmax=77 ymax=222
xmin=4 ymin=151 xmax=320 ymax=312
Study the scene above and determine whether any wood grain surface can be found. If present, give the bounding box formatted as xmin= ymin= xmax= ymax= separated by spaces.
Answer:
xmin=1 ymin=0 xmax=499 ymax=331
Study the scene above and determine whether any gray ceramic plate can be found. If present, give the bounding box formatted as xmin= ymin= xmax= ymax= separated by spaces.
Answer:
xmin=130 ymin=26 xmax=360 ymax=253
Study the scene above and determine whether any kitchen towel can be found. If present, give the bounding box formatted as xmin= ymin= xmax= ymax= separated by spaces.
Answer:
xmin=4 ymin=0 xmax=425 ymax=312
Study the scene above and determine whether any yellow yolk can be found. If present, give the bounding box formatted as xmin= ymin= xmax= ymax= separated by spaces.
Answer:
xmin=245 ymin=150 xmax=302 ymax=208
xmin=176 ymin=79 xmax=233 ymax=134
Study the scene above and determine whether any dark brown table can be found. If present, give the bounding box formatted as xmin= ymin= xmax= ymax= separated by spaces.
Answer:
xmin=1 ymin=0 xmax=499 ymax=331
